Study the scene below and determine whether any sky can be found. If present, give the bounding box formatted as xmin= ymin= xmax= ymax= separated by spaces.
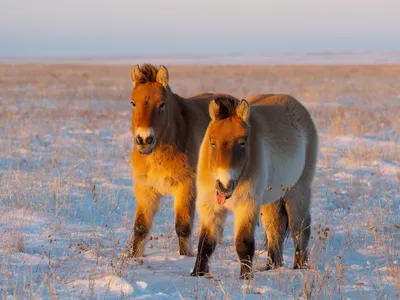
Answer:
xmin=1 ymin=0 xmax=400 ymax=57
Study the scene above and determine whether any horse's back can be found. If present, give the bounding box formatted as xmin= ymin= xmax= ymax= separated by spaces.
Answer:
xmin=185 ymin=93 xmax=215 ymax=114
xmin=246 ymin=94 xmax=276 ymax=106
xmin=188 ymin=92 xmax=215 ymax=101
xmin=248 ymin=94 xmax=297 ymax=107
xmin=248 ymin=94 xmax=314 ymax=131
xmin=181 ymin=92 xmax=214 ymax=119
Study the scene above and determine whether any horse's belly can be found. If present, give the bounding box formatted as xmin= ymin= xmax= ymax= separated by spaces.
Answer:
xmin=263 ymin=141 xmax=306 ymax=202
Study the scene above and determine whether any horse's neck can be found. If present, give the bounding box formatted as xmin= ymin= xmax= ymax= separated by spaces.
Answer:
xmin=159 ymin=92 xmax=188 ymax=150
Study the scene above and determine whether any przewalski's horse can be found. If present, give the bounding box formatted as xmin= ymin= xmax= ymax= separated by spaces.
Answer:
xmin=128 ymin=64 xmax=216 ymax=257
xmin=191 ymin=94 xmax=318 ymax=279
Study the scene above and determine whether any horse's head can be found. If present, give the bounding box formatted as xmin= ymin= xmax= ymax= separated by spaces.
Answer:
xmin=206 ymin=95 xmax=250 ymax=205
xmin=130 ymin=64 xmax=172 ymax=155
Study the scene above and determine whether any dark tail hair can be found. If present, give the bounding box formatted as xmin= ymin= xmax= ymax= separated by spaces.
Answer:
xmin=280 ymin=197 xmax=290 ymax=241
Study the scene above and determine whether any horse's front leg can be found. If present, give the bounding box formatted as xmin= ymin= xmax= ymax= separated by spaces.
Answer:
xmin=234 ymin=200 xmax=259 ymax=280
xmin=191 ymin=203 xmax=226 ymax=276
xmin=173 ymin=179 xmax=196 ymax=256
xmin=128 ymin=184 xmax=161 ymax=258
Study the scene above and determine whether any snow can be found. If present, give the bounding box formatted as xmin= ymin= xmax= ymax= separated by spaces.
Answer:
xmin=0 ymin=63 xmax=399 ymax=299
xmin=70 ymin=276 xmax=134 ymax=296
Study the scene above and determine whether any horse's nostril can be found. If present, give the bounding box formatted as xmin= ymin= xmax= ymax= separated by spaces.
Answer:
xmin=227 ymin=180 xmax=234 ymax=190
xmin=216 ymin=180 xmax=223 ymax=191
xmin=135 ymin=136 xmax=143 ymax=145
xmin=145 ymin=136 xmax=154 ymax=145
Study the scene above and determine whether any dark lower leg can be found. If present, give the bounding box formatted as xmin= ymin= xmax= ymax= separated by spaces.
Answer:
xmin=175 ymin=195 xmax=195 ymax=256
xmin=175 ymin=215 xmax=194 ymax=256
xmin=293 ymin=214 xmax=311 ymax=269
xmin=128 ymin=186 xmax=160 ymax=258
xmin=236 ymin=231 xmax=255 ymax=280
xmin=191 ymin=227 xmax=216 ymax=276
xmin=263 ymin=201 xmax=288 ymax=270
xmin=267 ymin=243 xmax=284 ymax=270
xmin=129 ymin=209 xmax=152 ymax=257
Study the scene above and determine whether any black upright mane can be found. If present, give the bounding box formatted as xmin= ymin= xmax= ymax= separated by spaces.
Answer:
xmin=136 ymin=64 xmax=158 ymax=84
xmin=213 ymin=94 xmax=240 ymax=120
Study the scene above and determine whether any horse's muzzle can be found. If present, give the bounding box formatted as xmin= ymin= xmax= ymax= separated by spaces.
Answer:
xmin=216 ymin=179 xmax=236 ymax=199
xmin=135 ymin=135 xmax=156 ymax=156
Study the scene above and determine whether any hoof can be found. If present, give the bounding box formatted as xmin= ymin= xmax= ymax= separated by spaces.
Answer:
xmin=179 ymin=249 xmax=194 ymax=257
xmin=265 ymin=264 xmax=274 ymax=271
xmin=293 ymin=263 xmax=308 ymax=270
xmin=191 ymin=271 xmax=206 ymax=277
xmin=124 ymin=248 xmax=144 ymax=259
xmin=125 ymin=241 xmax=145 ymax=258
xmin=190 ymin=264 xmax=210 ymax=277
xmin=191 ymin=271 xmax=213 ymax=278
xmin=239 ymin=272 xmax=254 ymax=280
xmin=266 ymin=262 xmax=283 ymax=271
xmin=178 ymin=237 xmax=194 ymax=257
xmin=190 ymin=261 xmax=210 ymax=277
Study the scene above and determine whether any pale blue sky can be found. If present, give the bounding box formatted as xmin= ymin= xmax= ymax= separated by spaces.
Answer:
xmin=1 ymin=0 xmax=399 ymax=56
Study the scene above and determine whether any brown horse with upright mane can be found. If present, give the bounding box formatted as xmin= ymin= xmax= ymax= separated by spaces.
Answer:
xmin=128 ymin=63 xmax=216 ymax=257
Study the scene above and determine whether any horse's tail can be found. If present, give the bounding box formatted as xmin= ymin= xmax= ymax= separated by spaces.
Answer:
xmin=280 ymin=196 xmax=290 ymax=240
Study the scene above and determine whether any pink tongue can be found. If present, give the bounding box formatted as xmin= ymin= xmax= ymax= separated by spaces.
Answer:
xmin=216 ymin=193 xmax=226 ymax=205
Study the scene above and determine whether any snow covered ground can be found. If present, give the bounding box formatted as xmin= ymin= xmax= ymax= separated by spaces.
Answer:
xmin=0 ymin=64 xmax=399 ymax=299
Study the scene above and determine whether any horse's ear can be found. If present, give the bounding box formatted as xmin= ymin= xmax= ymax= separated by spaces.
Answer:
xmin=236 ymin=99 xmax=250 ymax=122
xmin=209 ymin=100 xmax=219 ymax=121
xmin=156 ymin=65 xmax=169 ymax=87
xmin=131 ymin=65 xmax=142 ymax=86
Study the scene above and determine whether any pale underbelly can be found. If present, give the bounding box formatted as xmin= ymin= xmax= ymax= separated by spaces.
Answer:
xmin=263 ymin=142 xmax=306 ymax=203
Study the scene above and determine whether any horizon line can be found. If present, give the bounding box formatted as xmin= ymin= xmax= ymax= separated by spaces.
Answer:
xmin=1 ymin=50 xmax=400 ymax=60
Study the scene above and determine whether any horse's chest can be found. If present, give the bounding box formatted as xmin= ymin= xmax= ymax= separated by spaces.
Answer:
xmin=133 ymin=151 xmax=192 ymax=195
xmin=146 ymin=168 xmax=179 ymax=194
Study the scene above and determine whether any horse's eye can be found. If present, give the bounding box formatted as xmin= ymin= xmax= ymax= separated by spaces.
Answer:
xmin=210 ymin=141 xmax=216 ymax=148
xmin=130 ymin=101 xmax=136 ymax=108
xmin=239 ymin=141 xmax=246 ymax=148
xmin=159 ymin=102 xmax=166 ymax=109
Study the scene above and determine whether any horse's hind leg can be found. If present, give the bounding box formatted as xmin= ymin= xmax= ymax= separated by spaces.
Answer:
xmin=285 ymin=184 xmax=311 ymax=269
xmin=128 ymin=185 xmax=161 ymax=257
xmin=261 ymin=199 xmax=288 ymax=270
xmin=173 ymin=180 xmax=196 ymax=256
